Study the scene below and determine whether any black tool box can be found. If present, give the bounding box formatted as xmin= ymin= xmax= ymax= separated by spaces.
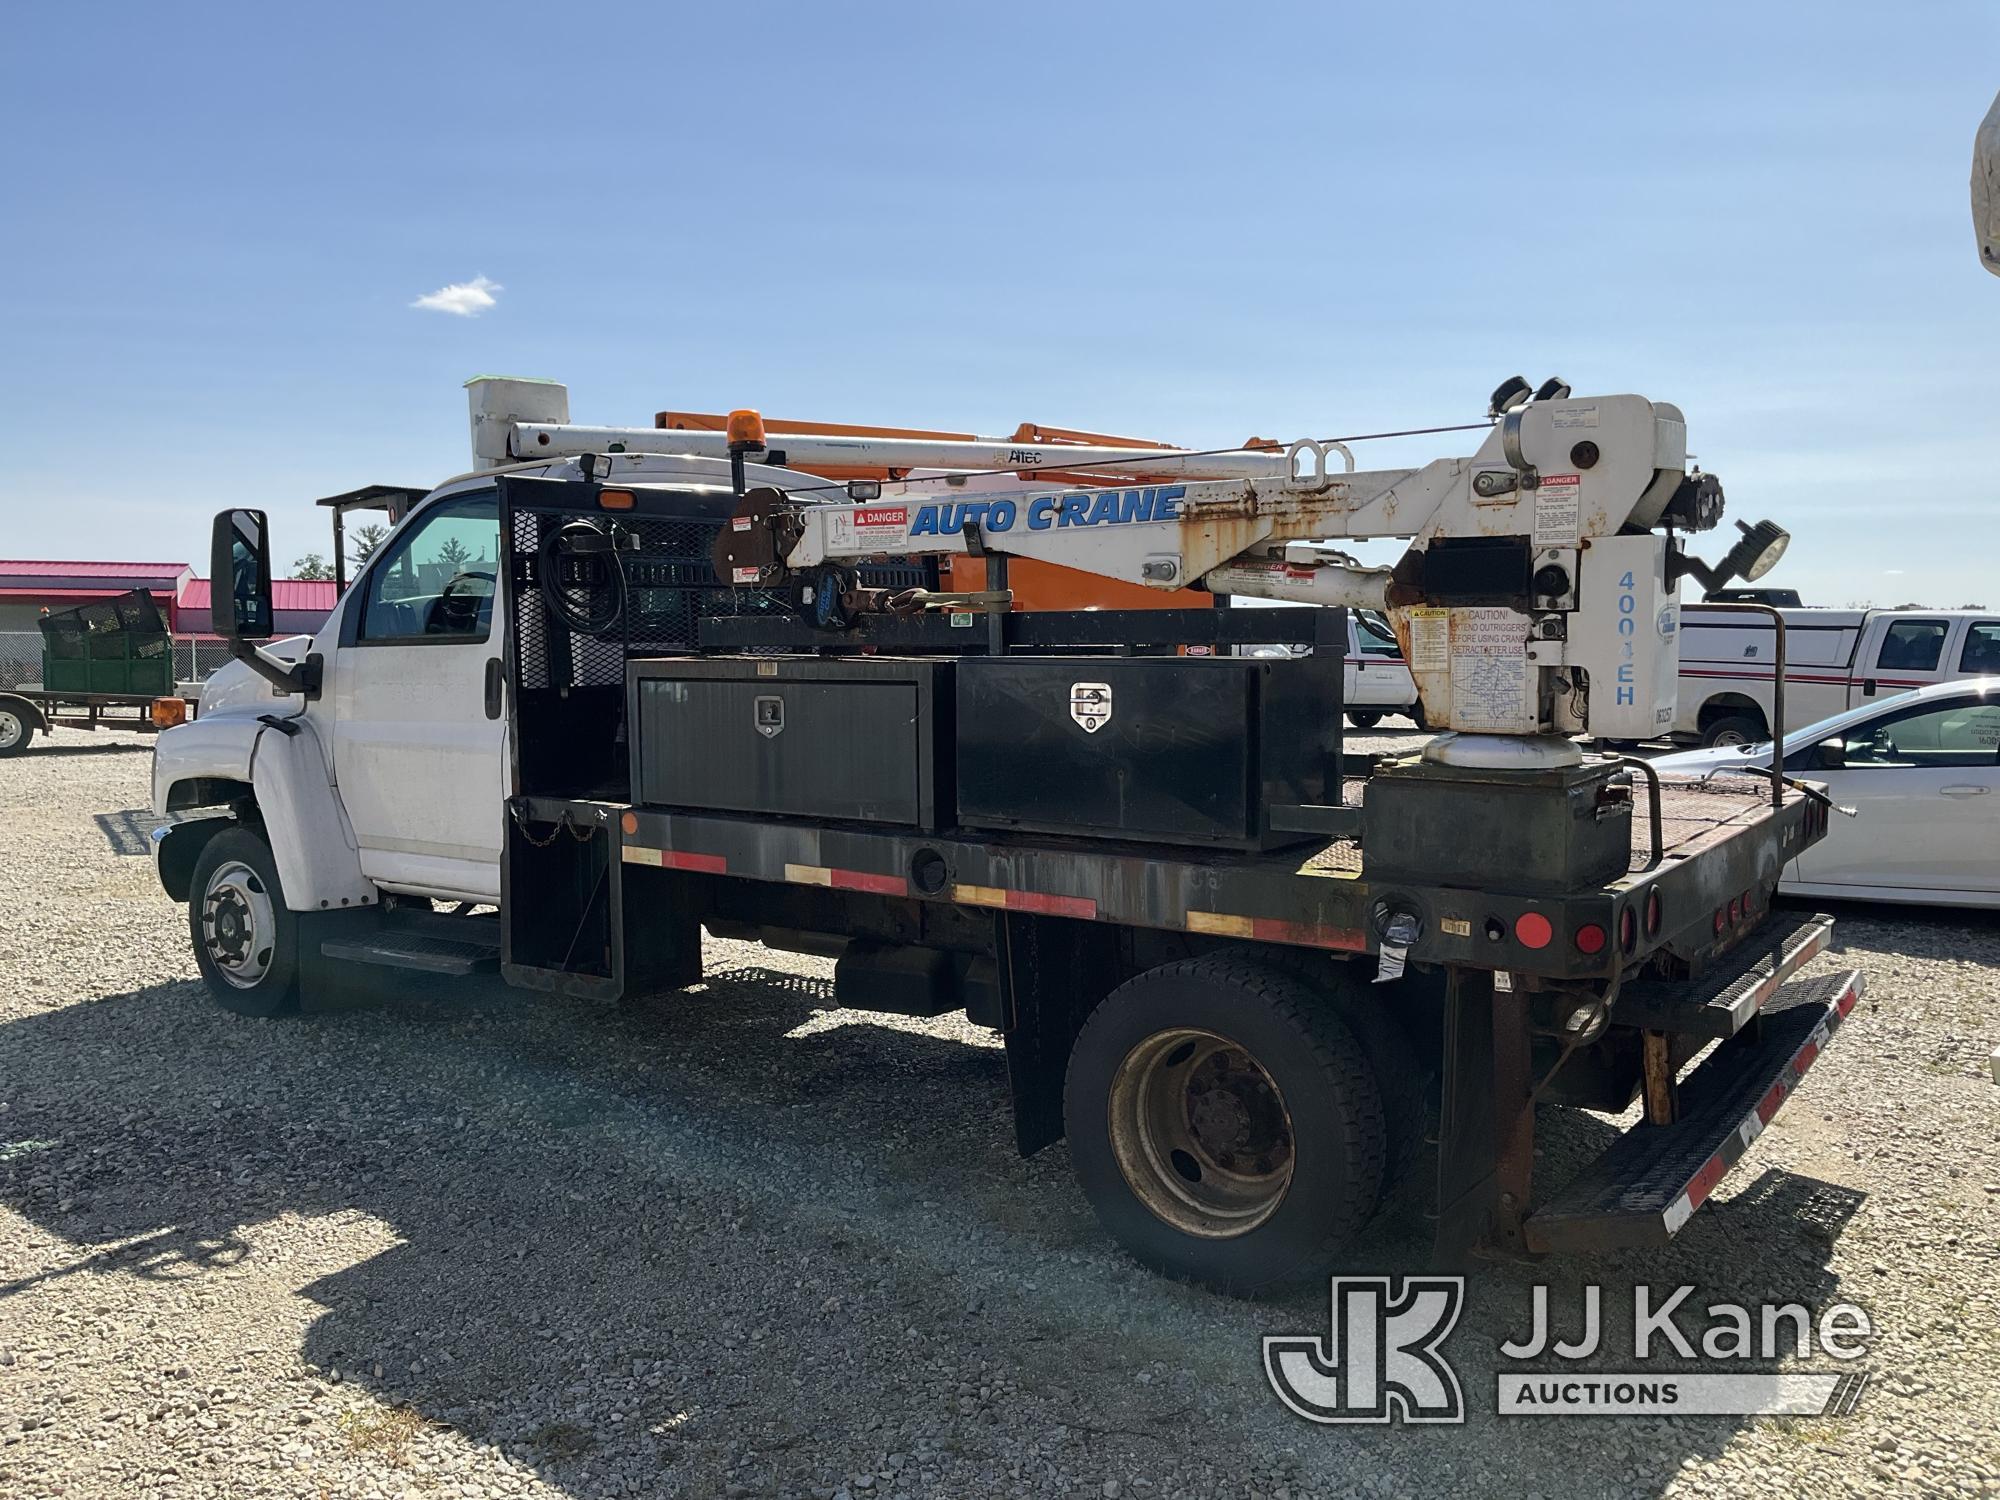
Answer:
xmin=954 ymin=655 xmax=1343 ymax=851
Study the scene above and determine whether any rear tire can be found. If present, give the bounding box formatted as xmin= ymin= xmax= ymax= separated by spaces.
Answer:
xmin=1408 ymin=702 xmax=1429 ymax=732
xmin=1700 ymin=712 xmax=1765 ymax=749
xmin=188 ymin=826 xmax=301 ymax=1017
xmin=1346 ymin=710 xmax=1383 ymax=730
xmin=0 ymin=702 xmax=34 ymax=757
xmin=1065 ymin=954 xmax=1387 ymax=1295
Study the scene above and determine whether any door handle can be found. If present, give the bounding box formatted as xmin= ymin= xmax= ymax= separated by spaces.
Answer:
xmin=1939 ymin=784 xmax=1990 ymax=797
xmin=484 ymin=657 xmax=504 ymax=720
xmin=1861 ymin=677 xmax=1877 ymax=696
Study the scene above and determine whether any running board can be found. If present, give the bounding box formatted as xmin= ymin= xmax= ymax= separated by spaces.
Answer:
xmin=1614 ymin=912 xmax=1834 ymax=1040
xmin=320 ymin=912 xmax=502 ymax=976
xmin=1525 ymin=968 xmax=1863 ymax=1254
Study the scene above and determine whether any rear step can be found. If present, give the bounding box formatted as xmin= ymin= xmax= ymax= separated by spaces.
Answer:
xmin=1525 ymin=968 xmax=1863 ymax=1254
xmin=320 ymin=911 xmax=501 ymax=976
xmin=1614 ymin=911 xmax=1834 ymax=1040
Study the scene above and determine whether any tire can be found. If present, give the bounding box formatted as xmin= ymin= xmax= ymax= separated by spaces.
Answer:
xmin=1700 ymin=713 xmax=1765 ymax=750
xmin=0 ymin=701 xmax=34 ymax=757
xmin=187 ymin=826 xmax=301 ymax=1017
xmin=1346 ymin=710 xmax=1383 ymax=730
xmin=1212 ymin=946 xmax=1431 ymax=1189
xmin=1064 ymin=954 xmax=1387 ymax=1295
xmin=1408 ymin=701 xmax=1429 ymax=732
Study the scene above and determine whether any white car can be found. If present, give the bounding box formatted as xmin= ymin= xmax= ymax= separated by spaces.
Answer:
xmin=1652 ymin=678 xmax=2000 ymax=908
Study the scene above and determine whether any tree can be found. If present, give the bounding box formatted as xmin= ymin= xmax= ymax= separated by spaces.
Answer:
xmin=437 ymin=535 xmax=472 ymax=570
xmin=290 ymin=552 xmax=334 ymax=582
xmin=349 ymin=523 xmax=389 ymax=570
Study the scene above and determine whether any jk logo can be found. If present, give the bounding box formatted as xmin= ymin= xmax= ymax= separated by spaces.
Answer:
xmin=1264 ymin=1276 xmax=1466 ymax=1425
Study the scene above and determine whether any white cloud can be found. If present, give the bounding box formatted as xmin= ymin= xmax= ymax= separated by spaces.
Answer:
xmin=1883 ymin=568 xmax=1906 ymax=575
xmin=411 ymin=275 xmax=501 ymax=317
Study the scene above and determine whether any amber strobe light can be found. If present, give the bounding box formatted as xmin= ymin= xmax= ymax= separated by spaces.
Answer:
xmin=150 ymin=697 xmax=187 ymax=729
xmin=725 ymin=408 xmax=767 ymax=449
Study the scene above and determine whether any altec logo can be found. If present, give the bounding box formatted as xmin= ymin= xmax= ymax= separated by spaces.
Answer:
xmin=1263 ymin=1276 xmax=1466 ymax=1424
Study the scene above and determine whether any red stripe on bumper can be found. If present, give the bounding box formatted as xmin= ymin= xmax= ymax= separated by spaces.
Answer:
xmin=660 ymin=850 xmax=728 ymax=874
xmin=1010 ymin=890 xmax=1097 ymax=920
xmin=830 ymin=868 xmax=909 ymax=896
xmin=1250 ymin=917 xmax=1369 ymax=952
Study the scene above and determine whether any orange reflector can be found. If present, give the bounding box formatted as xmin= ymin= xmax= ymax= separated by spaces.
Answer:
xmin=620 ymin=811 xmax=638 ymax=836
xmin=725 ymin=408 xmax=767 ymax=448
xmin=599 ymin=488 xmax=636 ymax=510
xmin=1515 ymin=912 xmax=1553 ymax=949
xmin=150 ymin=697 xmax=187 ymax=729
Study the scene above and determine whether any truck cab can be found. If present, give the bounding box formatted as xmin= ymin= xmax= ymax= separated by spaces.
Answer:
xmin=151 ymin=449 xmax=833 ymax=932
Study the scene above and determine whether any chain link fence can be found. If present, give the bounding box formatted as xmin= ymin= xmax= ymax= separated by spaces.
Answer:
xmin=0 ymin=631 xmax=237 ymax=691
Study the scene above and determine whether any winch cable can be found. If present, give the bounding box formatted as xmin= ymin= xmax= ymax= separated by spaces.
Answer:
xmin=762 ymin=420 xmax=1496 ymax=500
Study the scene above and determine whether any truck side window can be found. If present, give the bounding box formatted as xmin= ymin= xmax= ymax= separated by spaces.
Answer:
xmin=1958 ymin=621 xmax=2000 ymax=675
xmin=1875 ymin=619 xmax=1947 ymax=672
xmin=358 ymin=495 xmax=501 ymax=644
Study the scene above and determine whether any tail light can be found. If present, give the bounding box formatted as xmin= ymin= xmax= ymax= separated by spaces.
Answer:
xmin=1645 ymin=889 xmax=1663 ymax=937
xmin=1619 ymin=906 xmax=1639 ymax=954
xmin=1573 ymin=922 xmax=1608 ymax=955
xmin=1514 ymin=912 xmax=1554 ymax=949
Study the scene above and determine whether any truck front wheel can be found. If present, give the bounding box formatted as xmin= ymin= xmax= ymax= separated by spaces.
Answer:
xmin=1065 ymin=955 xmax=1387 ymax=1295
xmin=1346 ymin=710 xmax=1383 ymax=730
xmin=188 ymin=827 xmax=300 ymax=1017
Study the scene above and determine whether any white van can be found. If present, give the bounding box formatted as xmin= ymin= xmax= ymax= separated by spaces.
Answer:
xmin=1241 ymin=607 xmax=1421 ymax=729
xmin=1676 ymin=606 xmax=2000 ymax=746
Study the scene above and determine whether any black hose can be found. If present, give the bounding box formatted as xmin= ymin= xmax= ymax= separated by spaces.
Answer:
xmin=537 ymin=519 xmax=627 ymax=638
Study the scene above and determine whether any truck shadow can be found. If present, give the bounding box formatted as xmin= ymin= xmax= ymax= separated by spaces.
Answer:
xmin=0 ymin=962 xmax=1870 ymax=1498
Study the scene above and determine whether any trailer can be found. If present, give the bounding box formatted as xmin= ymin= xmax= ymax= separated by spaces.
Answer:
xmin=0 ymin=590 xmax=197 ymax=756
xmin=149 ymin=376 xmax=1863 ymax=1292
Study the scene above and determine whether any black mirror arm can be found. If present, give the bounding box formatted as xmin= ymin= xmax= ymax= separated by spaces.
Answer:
xmin=227 ymin=640 xmax=323 ymax=699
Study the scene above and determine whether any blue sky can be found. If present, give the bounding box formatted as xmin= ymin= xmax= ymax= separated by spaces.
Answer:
xmin=2 ymin=2 xmax=1995 ymax=606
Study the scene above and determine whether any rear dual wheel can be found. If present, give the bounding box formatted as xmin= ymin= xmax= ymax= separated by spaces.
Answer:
xmin=1065 ymin=954 xmax=1391 ymax=1295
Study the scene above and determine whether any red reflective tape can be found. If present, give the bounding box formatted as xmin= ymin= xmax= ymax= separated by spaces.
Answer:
xmin=1755 ymin=1078 xmax=1791 ymax=1125
xmin=830 ymin=868 xmax=909 ymax=896
xmin=1684 ymin=1152 xmax=1731 ymax=1212
xmin=660 ymin=850 xmax=728 ymax=874
xmin=1835 ymin=983 xmax=1859 ymax=1018
xmin=1794 ymin=1039 xmax=1821 ymax=1073
xmin=1250 ymin=917 xmax=1369 ymax=952
xmin=1008 ymin=890 xmax=1097 ymax=920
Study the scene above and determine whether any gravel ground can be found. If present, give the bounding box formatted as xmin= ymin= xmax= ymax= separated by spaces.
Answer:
xmin=1 ymin=729 xmax=1996 ymax=1499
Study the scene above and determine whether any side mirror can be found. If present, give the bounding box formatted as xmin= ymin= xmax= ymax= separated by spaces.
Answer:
xmin=206 ymin=508 xmax=321 ymax=698
xmin=1816 ymin=740 xmax=1846 ymax=771
xmin=210 ymin=508 xmax=276 ymax=642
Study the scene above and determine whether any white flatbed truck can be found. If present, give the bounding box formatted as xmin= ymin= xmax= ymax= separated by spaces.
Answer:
xmin=149 ymin=375 xmax=1861 ymax=1292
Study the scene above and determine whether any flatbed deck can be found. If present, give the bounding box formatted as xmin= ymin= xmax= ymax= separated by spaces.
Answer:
xmin=520 ymin=768 xmax=1812 ymax=992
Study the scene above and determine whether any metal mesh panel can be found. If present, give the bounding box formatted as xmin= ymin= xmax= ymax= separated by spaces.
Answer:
xmin=508 ymin=503 xmax=825 ymax=691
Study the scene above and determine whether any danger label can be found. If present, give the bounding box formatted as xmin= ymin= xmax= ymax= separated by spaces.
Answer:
xmin=1533 ymin=473 xmax=1581 ymax=548
xmin=850 ymin=506 xmax=908 ymax=536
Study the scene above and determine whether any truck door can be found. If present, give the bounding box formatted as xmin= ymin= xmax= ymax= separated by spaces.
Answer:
xmin=1855 ymin=617 xmax=1951 ymax=704
xmin=329 ymin=492 xmax=507 ymax=900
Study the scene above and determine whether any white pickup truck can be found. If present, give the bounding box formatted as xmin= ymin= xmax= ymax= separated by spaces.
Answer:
xmin=1676 ymin=604 xmax=2000 ymax=746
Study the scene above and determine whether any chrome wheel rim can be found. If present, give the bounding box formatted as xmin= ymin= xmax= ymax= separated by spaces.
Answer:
xmin=200 ymin=860 xmax=275 ymax=988
xmin=0 ymin=711 xmax=22 ymax=750
xmin=1107 ymin=1028 xmax=1295 ymax=1238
